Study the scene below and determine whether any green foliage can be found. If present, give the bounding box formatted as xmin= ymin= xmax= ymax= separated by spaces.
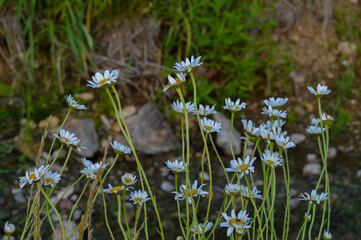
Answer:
xmin=155 ymin=0 xmax=278 ymax=103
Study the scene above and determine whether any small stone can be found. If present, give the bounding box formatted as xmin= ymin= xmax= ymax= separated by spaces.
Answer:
xmin=100 ymin=114 xmax=111 ymax=131
xmin=356 ymin=170 xmax=361 ymax=178
xmin=306 ymin=153 xmax=319 ymax=163
xmin=327 ymin=147 xmax=337 ymax=159
xmin=290 ymin=198 xmax=300 ymax=210
xmin=39 ymin=116 xmax=59 ymax=129
xmin=290 ymin=133 xmax=306 ymax=145
xmin=161 ymin=181 xmax=174 ymax=192
xmin=254 ymin=180 xmax=264 ymax=186
xmin=75 ymin=92 xmax=94 ymax=101
xmin=289 ymin=188 xmax=298 ymax=197
xmin=72 ymin=209 xmax=82 ymax=221
xmin=70 ymin=194 xmax=78 ymax=202
xmin=53 ymin=220 xmax=78 ymax=240
xmin=199 ymin=172 xmax=210 ymax=181
xmin=214 ymin=113 xmax=241 ymax=155
xmin=302 ymin=163 xmax=321 ymax=176
xmin=245 ymin=148 xmax=253 ymax=157
xmin=51 ymin=148 xmax=66 ymax=161
xmin=294 ymin=106 xmax=306 ymax=117
xmin=14 ymin=192 xmax=26 ymax=203
xmin=290 ymin=71 xmax=306 ymax=83
xmin=121 ymin=105 xmax=137 ymax=119
xmin=59 ymin=199 xmax=73 ymax=211
xmin=337 ymin=41 xmax=357 ymax=56
xmin=56 ymin=186 xmax=75 ymax=200
xmin=50 ymin=163 xmax=63 ymax=173
xmin=2 ymin=236 xmax=15 ymax=240
xmin=159 ymin=166 xmax=169 ymax=177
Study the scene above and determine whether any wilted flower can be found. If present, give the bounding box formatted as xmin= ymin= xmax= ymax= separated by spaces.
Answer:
xmin=165 ymin=160 xmax=186 ymax=175
xmin=226 ymin=156 xmax=256 ymax=178
xmin=303 ymin=212 xmax=312 ymax=222
xmin=129 ymin=190 xmax=151 ymax=206
xmin=121 ymin=173 xmax=137 ymax=187
xmin=197 ymin=104 xmax=217 ymax=116
xmin=173 ymin=180 xmax=208 ymax=204
xmin=220 ymin=209 xmax=252 ymax=236
xmin=4 ymin=221 xmax=15 ymax=235
xmin=311 ymin=113 xmax=334 ymax=127
xmin=323 ymin=230 xmax=332 ymax=240
xmin=163 ymin=73 xmax=187 ymax=92
xmin=173 ymin=56 xmax=203 ymax=73
xmin=80 ymin=158 xmax=108 ymax=180
xmin=171 ymin=100 xmax=196 ymax=115
xmin=65 ymin=95 xmax=86 ymax=110
xmin=191 ymin=221 xmax=213 ymax=236
xmin=308 ymin=84 xmax=331 ymax=96
xmin=87 ymin=69 xmax=119 ymax=88
xmin=201 ymin=117 xmax=221 ymax=134
xmin=223 ymin=98 xmax=246 ymax=112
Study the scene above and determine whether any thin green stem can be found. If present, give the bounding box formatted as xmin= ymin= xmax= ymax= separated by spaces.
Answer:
xmin=116 ymin=194 xmax=129 ymax=239
xmin=230 ymin=112 xmax=236 ymax=160
xmin=132 ymin=205 xmax=141 ymax=240
xmin=123 ymin=191 xmax=131 ymax=239
xmin=100 ymin=177 xmax=115 ymax=240
xmin=308 ymin=204 xmax=317 ymax=240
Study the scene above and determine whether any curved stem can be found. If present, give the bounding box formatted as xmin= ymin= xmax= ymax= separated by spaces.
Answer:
xmin=100 ymin=177 xmax=115 ymax=240
xmin=116 ymin=194 xmax=129 ymax=239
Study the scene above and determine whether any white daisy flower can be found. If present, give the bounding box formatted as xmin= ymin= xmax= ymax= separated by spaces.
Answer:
xmin=240 ymin=185 xmax=263 ymax=200
xmin=223 ymin=98 xmax=246 ymax=112
xmin=260 ymin=125 xmax=286 ymax=142
xmin=43 ymin=171 xmax=61 ymax=187
xmin=171 ymin=100 xmax=196 ymax=115
xmin=163 ymin=73 xmax=187 ymax=92
xmin=261 ymin=150 xmax=283 ymax=168
xmin=173 ymin=180 xmax=208 ymax=204
xmin=87 ymin=69 xmax=119 ymax=89
xmin=224 ymin=183 xmax=241 ymax=196
xmin=323 ymin=230 xmax=332 ymax=240
xmin=110 ymin=141 xmax=131 ymax=155
xmin=191 ymin=221 xmax=213 ymax=236
xmin=241 ymin=119 xmax=260 ymax=137
xmin=220 ymin=209 xmax=252 ymax=236
xmin=264 ymin=97 xmax=288 ymax=109
xmin=104 ymin=184 xmax=126 ymax=195
xmin=200 ymin=117 xmax=221 ymax=134
xmin=311 ymin=113 xmax=334 ymax=127
xmin=65 ymin=95 xmax=86 ymax=110
xmin=69 ymin=140 xmax=87 ymax=152
xmin=82 ymin=168 xmax=97 ymax=180
xmin=129 ymin=190 xmax=151 ymax=206
xmin=53 ymin=129 xmax=79 ymax=146
xmin=19 ymin=165 xmax=50 ymax=188
xmin=173 ymin=56 xmax=203 ymax=73
xmin=275 ymin=135 xmax=296 ymax=150
xmin=197 ymin=104 xmax=217 ymax=116
xmin=225 ymin=156 xmax=256 ymax=178
xmin=80 ymin=158 xmax=108 ymax=180
xmin=261 ymin=106 xmax=287 ymax=119
xmin=299 ymin=190 xmax=328 ymax=204
xmin=4 ymin=221 xmax=15 ymax=235
xmin=308 ymin=84 xmax=331 ymax=96
xmin=306 ymin=125 xmax=325 ymax=135
xmin=263 ymin=119 xmax=286 ymax=130
xmin=165 ymin=160 xmax=186 ymax=175
xmin=303 ymin=212 xmax=312 ymax=222
xmin=121 ymin=173 xmax=137 ymax=187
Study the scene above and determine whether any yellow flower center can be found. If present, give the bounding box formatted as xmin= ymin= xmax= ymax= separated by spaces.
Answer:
xmin=124 ymin=177 xmax=132 ymax=184
xmin=60 ymin=137 xmax=70 ymax=143
xmin=235 ymin=106 xmax=239 ymax=110
xmin=237 ymin=164 xmax=250 ymax=172
xmin=266 ymin=160 xmax=275 ymax=165
xmin=183 ymin=189 xmax=198 ymax=197
xmin=229 ymin=218 xmax=245 ymax=227
xmin=110 ymin=186 xmax=124 ymax=194
xmin=29 ymin=173 xmax=37 ymax=180
xmin=266 ymin=133 xmax=271 ymax=140
xmin=282 ymin=142 xmax=287 ymax=146
xmin=204 ymin=126 xmax=212 ymax=131
xmin=203 ymin=110 xmax=207 ymax=115
xmin=134 ymin=197 xmax=143 ymax=203
xmin=97 ymin=78 xmax=110 ymax=85
xmin=44 ymin=178 xmax=55 ymax=185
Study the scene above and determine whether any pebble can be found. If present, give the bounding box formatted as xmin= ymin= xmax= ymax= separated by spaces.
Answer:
xmin=337 ymin=41 xmax=357 ymax=56
xmin=289 ymin=188 xmax=298 ymax=197
xmin=159 ymin=166 xmax=169 ymax=177
xmin=53 ymin=220 xmax=78 ymax=240
xmin=161 ymin=181 xmax=174 ymax=192
xmin=254 ymin=180 xmax=264 ymax=186
xmin=2 ymin=236 xmax=15 ymax=240
xmin=356 ymin=170 xmax=361 ymax=178
xmin=327 ymin=147 xmax=337 ymax=159
xmin=290 ymin=198 xmax=300 ymax=210
xmin=75 ymin=92 xmax=94 ymax=101
xmin=100 ymin=114 xmax=112 ymax=131
xmin=39 ymin=116 xmax=60 ymax=129
xmin=56 ymin=186 xmax=75 ymax=200
xmin=306 ymin=153 xmax=319 ymax=163
xmin=290 ymin=133 xmax=306 ymax=145
xmin=302 ymin=163 xmax=321 ymax=176
xmin=199 ymin=172 xmax=210 ymax=181
xmin=14 ymin=192 xmax=26 ymax=203
xmin=121 ymin=105 xmax=137 ymax=119
xmin=73 ymin=209 xmax=82 ymax=221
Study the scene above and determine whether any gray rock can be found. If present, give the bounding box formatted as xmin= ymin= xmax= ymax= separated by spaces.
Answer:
xmin=2 ymin=236 xmax=15 ymax=240
xmin=306 ymin=153 xmax=319 ymax=163
xmin=198 ymin=172 xmax=210 ymax=181
xmin=289 ymin=188 xmax=298 ymax=197
xmin=63 ymin=118 xmax=100 ymax=157
xmin=337 ymin=41 xmax=357 ymax=56
xmin=127 ymin=102 xmax=175 ymax=154
xmin=13 ymin=191 xmax=26 ymax=203
xmin=73 ymin=209 xmax=82 ymax=221
xmin=328 ymin=147 xmax=337 ymax=159
xmin=302 ymin=163 xmax=321 ymax=176
xmin=290 ymin=133 xmax=306 ymax=145
xmin=356 ymin=170 xmax=361 ymax=178
xmin=159 ymin=166 xmax=169 ymax=177
xmin=214 ymin=113 xmax=241 ymax=155
xmin=121 ymin=105 xmax=137 ymax=119
xmin=161 ymin=181 xmax=174 ymax=192
xmin=100 ymin=114 xmax=111 ymax=131
xmin=290 ymin=198 xmax=300 ymax=210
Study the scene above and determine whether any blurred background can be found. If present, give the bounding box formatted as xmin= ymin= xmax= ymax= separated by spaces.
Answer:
xmin=0 ymin=0 xmax=360 ymax=239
